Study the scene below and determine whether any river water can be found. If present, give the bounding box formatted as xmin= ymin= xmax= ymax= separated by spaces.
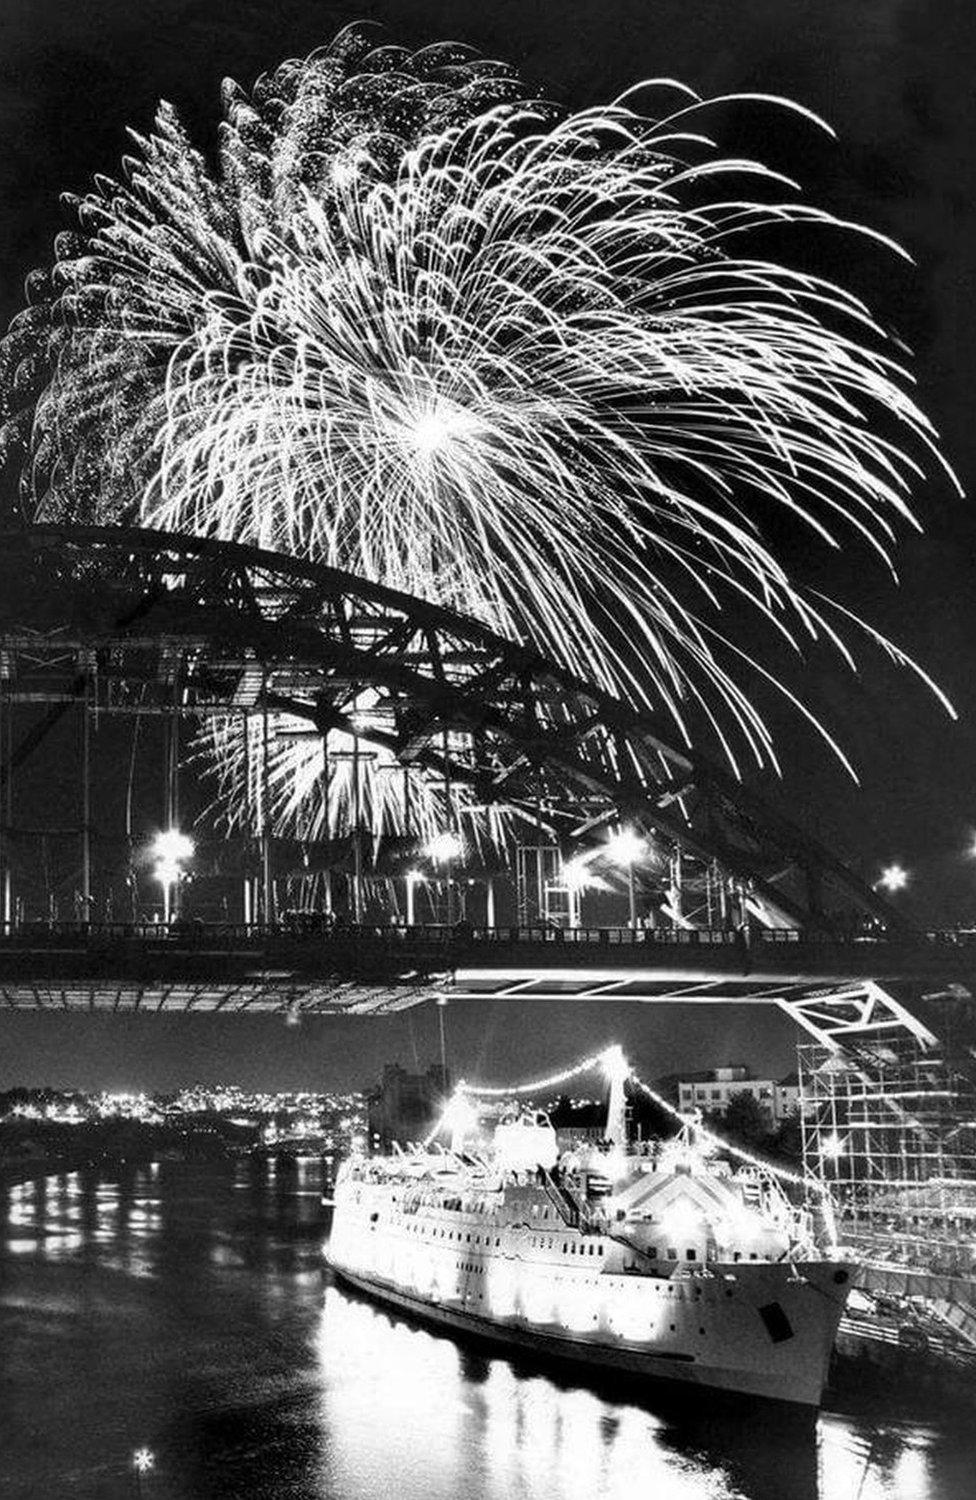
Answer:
xmin=0 ymin=1159 xmax=971 ymax=1499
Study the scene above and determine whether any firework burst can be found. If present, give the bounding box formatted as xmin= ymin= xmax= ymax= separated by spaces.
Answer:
xmin=0 ymin=25 xmax=957 ymax=842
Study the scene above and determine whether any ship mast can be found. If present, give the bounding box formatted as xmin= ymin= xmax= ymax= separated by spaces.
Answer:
xmin=603 ymin=1045 xmax=629 ymax=1147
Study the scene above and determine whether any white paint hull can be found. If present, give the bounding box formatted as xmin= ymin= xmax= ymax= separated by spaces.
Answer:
xmin=327 ymin=1182 xmax=850 ymax=1408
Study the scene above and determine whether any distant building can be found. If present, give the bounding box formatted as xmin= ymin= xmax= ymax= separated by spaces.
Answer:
xmin=677 ymin=1065 xmax=802 ymax=1123
xmin=367 ymin=1063 xmax=450 ymax=1153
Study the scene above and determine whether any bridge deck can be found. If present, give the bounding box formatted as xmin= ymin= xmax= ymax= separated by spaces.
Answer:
xmin=0 ymin=923 xmax=971 ymax=1015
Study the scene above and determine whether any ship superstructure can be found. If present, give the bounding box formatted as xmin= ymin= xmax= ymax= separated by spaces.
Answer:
xmin=327 ymin=1048 xmax=851 ymax=1407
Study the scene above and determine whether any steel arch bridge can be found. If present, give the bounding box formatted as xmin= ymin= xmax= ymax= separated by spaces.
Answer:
xmin=0 ymin=524 xmax=972 ymax=1111
xmin=0 ymin=524 xmax=899 ymax=937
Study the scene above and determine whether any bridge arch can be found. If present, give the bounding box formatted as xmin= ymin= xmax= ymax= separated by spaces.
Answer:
xmin=0 ymin=524 xmax=897 ymax=934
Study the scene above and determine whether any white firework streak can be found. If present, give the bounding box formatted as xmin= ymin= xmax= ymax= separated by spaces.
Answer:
xmin=0 ymin=28 xmax=958 ymax=845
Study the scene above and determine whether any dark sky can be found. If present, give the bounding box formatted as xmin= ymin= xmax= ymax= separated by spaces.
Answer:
xmin=0 ymin=0 xmax=973 ymax=1090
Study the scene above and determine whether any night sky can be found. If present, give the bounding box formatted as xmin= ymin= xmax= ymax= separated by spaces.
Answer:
xmin=0 ymin=0 xmax=973 ymax=1090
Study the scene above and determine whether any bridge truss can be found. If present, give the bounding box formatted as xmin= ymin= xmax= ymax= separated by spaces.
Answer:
xmin=0 ymin=525 xmax=903 ymax=935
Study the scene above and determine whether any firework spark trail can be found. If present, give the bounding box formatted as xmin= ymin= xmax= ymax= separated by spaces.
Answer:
xmin=0 ymin=25 xmax=958 ymax=843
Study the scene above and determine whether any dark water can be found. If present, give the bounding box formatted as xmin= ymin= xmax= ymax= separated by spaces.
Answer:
xmin=0 ymin=1161 xmax=971 ymax=1500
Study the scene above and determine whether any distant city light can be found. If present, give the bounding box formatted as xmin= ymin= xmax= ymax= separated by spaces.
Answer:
xmin=877 ymin=863 xmax=909 ymax=893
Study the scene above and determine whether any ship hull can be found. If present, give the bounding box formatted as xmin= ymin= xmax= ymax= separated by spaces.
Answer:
xmin=326 ymin=1185 xmax=850 ymax=1408
xmin=329 ymin=1260 xmax=838 ymax=1407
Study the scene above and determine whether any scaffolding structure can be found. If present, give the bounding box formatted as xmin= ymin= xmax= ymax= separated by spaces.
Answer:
xmin=799 ymin=1038 xmax=976 ymax=1278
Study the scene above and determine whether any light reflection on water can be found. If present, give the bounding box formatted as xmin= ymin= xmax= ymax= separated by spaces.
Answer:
xmin=0 ymin=1158 xmax=967 ymax=1500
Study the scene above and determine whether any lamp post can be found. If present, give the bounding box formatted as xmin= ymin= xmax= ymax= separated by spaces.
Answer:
xmin=132 ymin=1447 xmax=154 ymax=1498
xmin=405 ymin=868 xmax=423 ymax=927
xmin=425 ymin=830 xmax=463 ymax=925
xmin=605 ymin=827 xmax=644 ymax=929
xmin=151 ymin=830 xmax=194 ymax=925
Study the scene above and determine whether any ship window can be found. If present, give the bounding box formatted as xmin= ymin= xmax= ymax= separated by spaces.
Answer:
xmin=686 ymin=1248 xmax=697 ymax=1261
xmin=598 ymin=1246 xmax=604 ymax=1256
xmin=563 ymin=1244 xmax=568 ymax=1254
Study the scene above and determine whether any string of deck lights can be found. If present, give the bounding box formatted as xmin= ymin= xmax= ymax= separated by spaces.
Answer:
xmin=455 ymin=1047 xmax=617 ymax=1100
xmin=424 ymin=1043 xmax=826 ymax=1197
xmin=624 ymin=1074 xmax=821 ymax=1194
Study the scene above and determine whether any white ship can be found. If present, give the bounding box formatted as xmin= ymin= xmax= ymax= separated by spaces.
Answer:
xmin=327 ymin=1049 xmax=851 ymax=1407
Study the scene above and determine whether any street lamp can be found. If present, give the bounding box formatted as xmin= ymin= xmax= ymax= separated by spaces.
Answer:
xmin=605 ymin=827 xmax=644 ymax=929
xmin=425 ymin=830 xmax=463 ymax=863
xmin=151 ymin=829 xmax=195 ymax=925
xmin=877 ymin=863 xmax=908 ymax=894
xmin=405 ymin=868 xmax=424 ymax=927
xmin=425 ymin=830 xmax=464 ymax=925
xmin=132 ymin=1448 xmax=154 ymax=1497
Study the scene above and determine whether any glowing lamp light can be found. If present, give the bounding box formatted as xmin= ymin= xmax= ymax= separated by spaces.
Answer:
xmin=405 ymin=868 xmax=425 ymax=884
xmin=605 ymin=828 xmax=644 ymax=867
xmin=132 ymin=1448 xmax=155 ymax=1473
xmin=152 ymin=859 xmax=181 ymax=888
xmin=877 ymin=863 xmax=908 ymax=893
xmin=425 ymin=830 xmax=463 ymax=863
xmin=821 ymin=1131 xmax=846 ymax=1160
xmin=153 ymin=829 xmax=195 ymax=865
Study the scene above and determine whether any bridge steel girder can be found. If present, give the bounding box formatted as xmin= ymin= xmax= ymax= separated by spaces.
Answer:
xmin=0 ymin=525 xmax=902 ymax=934
xmin=443 ymin=969 xmax=938 ymax=1052
xmin=0 ymin=924 xmax=970 ymax=1047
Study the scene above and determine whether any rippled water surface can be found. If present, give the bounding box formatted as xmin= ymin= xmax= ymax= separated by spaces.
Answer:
xmin=0 ymin=1160 xmax=971 ymax=1499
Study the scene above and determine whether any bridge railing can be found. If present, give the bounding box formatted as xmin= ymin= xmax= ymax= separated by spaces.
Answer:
xmin=0 ymin=918 xmax=970 ymax=950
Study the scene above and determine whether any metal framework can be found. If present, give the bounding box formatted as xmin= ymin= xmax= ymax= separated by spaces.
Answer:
xmin=446 ymin=965 xmax=939 ymax=1053
xmin=0 ymin=525 xmax=904 ymax=935
xmin=0 ymin=920 xmax=971 ymax=1041
xmin=800 ymin=1037 xmax=976 ymax=1329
